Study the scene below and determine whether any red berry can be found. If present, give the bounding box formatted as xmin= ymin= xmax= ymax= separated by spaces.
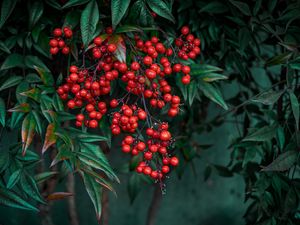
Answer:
xmin=122 ymin=144 xmax=131 ymax=153
xmin=53 ymin=28 xmax=62 ymax=37
xmin=110 ymin=99 xmax=118 ymax=108
xmin=76 ymin=114 xmax=85 ymax=122
xmin=67 ymin=100 xmax=76 ymax=109
xmin=143 ymin=56 xmax=152 ymax=65
xmin=62 ymin=46 xmax=70 ymax=54
xmin=89 ymin=120 xmax=98 ymax=128
xmin=70 ymin=66 xmax=78 ymax=73
xmin=160 ymin=130 xmax=171 ymax=141
xmin=181 ymin=26 xmax=190 ymax=35
xmin=161 ymin=165 xmax=170 ymax=174
xmin=49 ymin=39 xmax=58 ymax=47
xmin=170 ymin=157 xmax=179 ymax=166
xmin=107 ymin=44 xmax=117 ymax=53
xmin=94 ymin=37 xmax=103 ymax=46
xmin=182 ymin=65 xmax=191 ymax=74
xmin=181 ymin=75 xmax=191 ymax=85
xmin=144 ymin=152 xmax=152 ymax=160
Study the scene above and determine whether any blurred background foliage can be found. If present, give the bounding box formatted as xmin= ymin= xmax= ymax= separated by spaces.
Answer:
xmin=1 ymin=0 xmax=300 ymax=225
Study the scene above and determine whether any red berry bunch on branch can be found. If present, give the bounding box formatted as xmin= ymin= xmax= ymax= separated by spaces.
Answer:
xmin=55 ymin=25 xmax=201 ymax=182
xmin=49 ymin=27 xmax=73 ymax=55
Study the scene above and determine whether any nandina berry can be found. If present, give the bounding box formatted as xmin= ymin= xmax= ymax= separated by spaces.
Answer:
xmin=75 ymin=114 xmax=84 ymax=122
xmin=182 ymin=75 xmax=191 ymax=85
xmin=144 ymin=152 xmax=153 ymax=160
xmin=131 ymin=62 xmax=140 ymax=71
xmin=182 ymin=65 xmax=191 ymax=74
xmin=181 ymin=26 xmax=190 ymax=35
xmin=143 ymin=56 xmax=152 ymax=65
xmin=49 ymin=39 xmax=58 ymax=47
xmin=124 ymin=136 xmax=134 ymax=145
xmin=62 ymin=46 xmax=70 ymax=54
xmin=107 ymin=44 xmax=117 ymax=53
xmin=160 ymin=130 xmax=171 ymax=141
xmin=138 ymin=110 xmax=147 ymax=120
xmin=63 ymin=27 xmax=73 ymax=38
xmin=143 ymin=166 xmax=152 ymax=175
xmin=170 ymin=156 xmax=179 ymax=166
xmin=69 ymin=65 xmax=78 ymax=73
xmin=122 ymin=144 xmax=131 ymax=153
xmin=50 ymin=47 xmax=59 ymax=55
xmin=67 ymin=100 xmax=76 ymax=109
xmin=110 ymin=99 xmax=118 ymax=108
xmin=86 ymin=104 xmax=95 ymax=112
xmin=137 ymin=142 xmax=146 ymax=151
xmin=53 ymin=28 xmax=62 ymax=37
xmin=150 ymin=170 xmax=158 ymax=179
xmin=94 ymin=37 xmax=103 ymax=46
xmin=161 ymin=165 xmax=170 ymax=174
xmin=89 ymin=120 xmax=98 ymax=128
xmin=58 ymin=40 xmax=65 ymax=48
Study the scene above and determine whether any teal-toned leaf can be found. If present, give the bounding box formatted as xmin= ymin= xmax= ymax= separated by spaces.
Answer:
xmin=262 ymin=151 xmax=298 ymax=171
xmin=111 ymin=0 xmax=131 ymax=29
xmin=289 ymin=92 xmax=299 ymax=131
xmin=28 ymin=1 xmax=44 ymax=29
xmin=20 ymin=173 xmax=45 ymax=204
xmin=147 ymin=0 xmax=175 ymax=22
xmin=42 ymin=123 xmax=57 ymax=154
xmin=243 ymin=125 xmax=277 ymax=142
xmin=0 ymin=187 xmax=38 ymax=211
xmin=0 ymin=98 xmax=5 ymax=126
xmin=81 ymin=172 xmax=102 ymax=222
xmin=7 ymin=169 xmax=22 ymax=189
xmin=34 ymin=66 xmax=54 ymax=86
xmin=198 ymin=81 xmax=228 ymax=110
xmin=81 ymin=0 xmax=99 ymax=48
xmin=0 ymin=76 xmax=23 ymax=91
xmin=0 ymin=54 xmax=24 ymax=70
xmin=229 ymin=0 xmax=251 ymax=16
xmin=115 ymin=25 xmax=143 ymax=33
xmin=35 ymin=171 xmax=58 ymax=184
xmin=64 ymin=9 xmax=81 ymax=28
xmin=25 ymin=56 xmax=50 ymax=72
xmin=0 ymin=40 xmax=11 ymax=53
xmin=252 ymin=90 xmax=285 ymax=105
xmin=0 ymin=0 xmax=18 ymax=29
xmin=62 ymin=0 xmax=90 ymax=9
xmin=266 ymin=52 xmax=292 ymax=66
xmin=188 ymin=81 xmax=197 ymax=106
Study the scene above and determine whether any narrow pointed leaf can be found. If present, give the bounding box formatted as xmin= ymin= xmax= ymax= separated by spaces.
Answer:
xmin=243 ymin=125 xmax=277 ymax=142
xmin=0 ymin=98 xmax=5 ymax=126
xmin=262 ymin=151 xmax=298 ymax=171
xmin=289 ymin=92 xmax=299 ymax=131
xmin=42 ymin=123 xmax=57 ymax=154
xmin=21 ymin=113 xmax=36 ymax=155
xmin=46 ymin=192 xmax=73 ymax=201
xmin=0 ymin=0 xmax=18 ymax=29
xmin=0 ymin=75 xmax=23 ymax=91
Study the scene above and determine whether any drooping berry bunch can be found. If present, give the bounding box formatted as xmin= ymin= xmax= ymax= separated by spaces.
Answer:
xmin=175 ymin=26 xmax=201 ymax=60
xmin=55 ymin=25 xmax=201 ymax=182
xmin=49 ymin=27 xmax=73 ymax=55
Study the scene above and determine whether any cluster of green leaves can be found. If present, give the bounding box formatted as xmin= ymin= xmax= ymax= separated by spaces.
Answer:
xmin=176 ymin=0 xmax=300 ymax=224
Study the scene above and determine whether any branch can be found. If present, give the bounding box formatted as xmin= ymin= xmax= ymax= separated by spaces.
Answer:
xmin=66 ymin=173 xmax=79 ymax=225
xmin=146 ymin=185 xmax=162 ymax=225
xmin=101 ymin=189 xmax=109 ymax=225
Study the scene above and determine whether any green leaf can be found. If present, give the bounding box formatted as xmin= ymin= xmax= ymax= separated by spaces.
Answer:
xmin=0 ymin=40 xmax=11 ymax=53
xmin=64 ymin=9 xmax=81 ymax=28
xmin=199 ymin=73 xmax=228 ymax=82
xmin=199 ymin=1 xmax=228 ymax=14
xmin=46 ymin=192 xmax=73 ymax=201
xmin=25 ymin=56 xmax=50 ymax=72
xmin=28 ymin=1 xmax=44 ymax=29
xmin=188 ymin=81 xmax=197 ymax=106
xmin=198 ymin=81 xmax=228 ymax=110
xmin=238 ymin=27 xmax=251 ymax=51
xmin=253 ymin=0 xmax=262 ymax=15
xmin=243 ymin=125 xmax=277 ymax=142
xmin=20 ymin=173 xmax=45 ymax=204
xmin=213 ymin=164 xmax=233 ymax=177
xmin=289 ymin=92 xmax=299 ymax=131
xmin=0 ymin=98 xmax=5 ymax=126
xmin=81 ymin=0 xmax=99 ymax=48
xmin=146 ymin=0 xmax=175 ymax=23
xmin=190 ymin=64 xmax=223 ymax=76
xmin=0 ymin=54 xmax=24 ymax=70
xmin=62 ymin=0 xmax=90 ymax=9
xmin=34 ymin=66 xmax=54 ymax=86
xmin=35 ymin=171 xmax=58 ymax=184
xmin=111 ymin=0 xmax=131 ymax=29
xmin=262 ymin=151 xmax=298 ymax=171
xmin=7 ymin=169 xmax=22 ymax=189
xmin=21 ymin=113 xmax=36 ymax=155
xmin=81 ymin=172 xmax=102 ymax=222
xmin=229 ymin=0 xmax=251 ymax=16
xmin=0 ymin=0 xmax=18 ymax=29
xmin=276 ymin=126 xmax=285 ymax=150
xmin=251 ymin=90 xmax=285 ymax=105
xmin=266 ymin=52 xmax=292 ymax=66
xmin=0 ymin=75 xmax=23 ymax=91
xmin=115 ymin=25 xmax=143 ymax=33
xmin=20 ymin=88 xmax=41 ymax=102
xmin=0 ymin=187 xmax=38 ymax=211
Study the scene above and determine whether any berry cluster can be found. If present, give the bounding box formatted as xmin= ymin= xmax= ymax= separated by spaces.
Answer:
xmin=49 ymin=27 xmax=73 ymax=55
xmin=175 ymin=26 xmax=201 ymax=60
xmin=55 ymin=25 xmax=201 ymax=181
xmin=111 ymin=104 xmax=146 ymax=135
